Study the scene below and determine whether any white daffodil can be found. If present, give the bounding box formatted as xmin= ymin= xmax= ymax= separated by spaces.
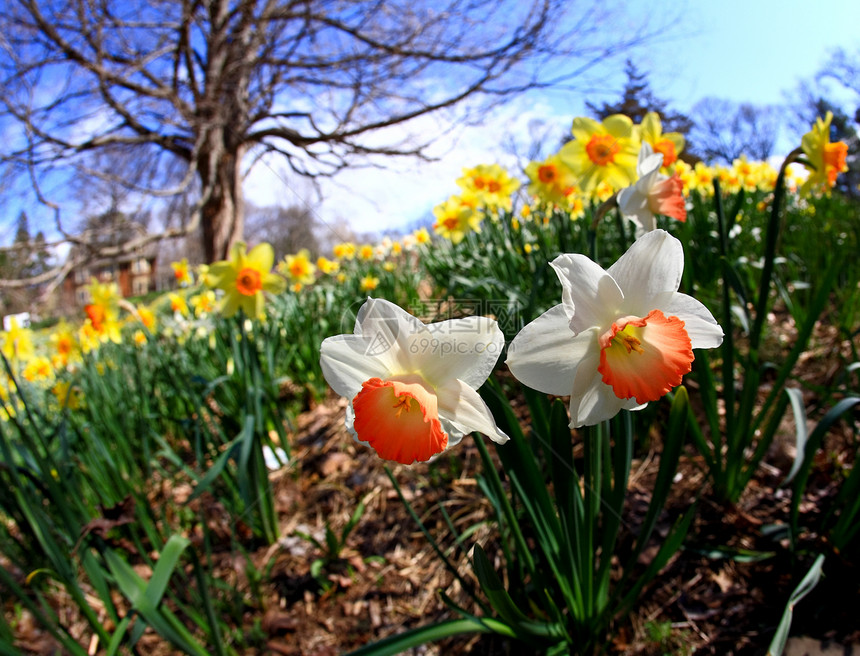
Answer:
xmin=617 ymin=143 xmax=687 ymax=233
xmin=506 ymin=230 xmax=723 ymax=427
xmin=320 ymin=298 xmax=508 ymax=464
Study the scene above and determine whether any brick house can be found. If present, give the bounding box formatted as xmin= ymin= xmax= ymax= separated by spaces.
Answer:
xmin=61 ymin=243 xmax=159 ymax=308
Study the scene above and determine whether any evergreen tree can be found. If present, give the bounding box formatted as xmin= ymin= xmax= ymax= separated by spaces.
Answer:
xmin=586 ymin=59 xmax=694 ymax=137
xmin=10 ymin=211 xmax=39 ymax=278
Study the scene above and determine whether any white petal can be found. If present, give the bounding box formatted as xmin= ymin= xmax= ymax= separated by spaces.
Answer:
xmin=636 ymin=141 xmax=656 ymax=174
xmin=354 ymin=298 xmax=426 ymax=372
xmin=507 ymin=307 xmax=595 ymax=396
xmin=608 ymin=230 xmax=683 ymax=314
xmin=439 ymin=416 xmax=467 ymax=447
xmin=656 ymin=292 xmax=724 ymax=349
xmin=617 ymin=185 xmax=643 ymax=215
xmin=638 ymin=153 xmax=665 ymax=180
xmin=437 ymin=379 xmax=509 ymax=444
xmin=550 ymin=254 xmax=623 ymax=334
xmin=616 ymin=187 xmax=650 ymax=231
xmin=408 ymin=316 xmax=505 ymax=389
xmin=344 ymin=402 xmax=364 ymax=445
xmin=320 ymin=334 xmax=391 ymax=399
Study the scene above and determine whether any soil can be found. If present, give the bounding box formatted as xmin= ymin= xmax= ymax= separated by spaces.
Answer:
xmin=241 ymin=388 xmax=859 ymax=656
xmin=8 ymin=317 xmax=859 ymax=655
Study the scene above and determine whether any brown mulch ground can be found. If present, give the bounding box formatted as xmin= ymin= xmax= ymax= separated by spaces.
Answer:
xmin=243 ymin=386 xmax=858 ymax=656
xmin=8 ymin=316 xmax=859 ymax=655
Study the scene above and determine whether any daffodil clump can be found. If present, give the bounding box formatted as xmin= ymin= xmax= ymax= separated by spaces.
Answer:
xmin=82 ymin=279 xmax=123 ymax=345
xmin=456 ymin=163 xmax=521 ymax=212
xmin=430 ymin=163 xmax=522 ymax=243
xmin=3 ymin=110 xmax=851 ymax=431
xmin=1 ymin=316 xmax=35 ymax=365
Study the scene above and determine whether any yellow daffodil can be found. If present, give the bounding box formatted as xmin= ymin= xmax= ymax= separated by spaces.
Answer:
xmin=566 ymin=194 xmax=586 ymax=221
xmin=316 ymin=256 xmax=340 ymax=275
xmin=83 ymin=279 xmax=122 ymax=343
xmin=360 ymin=274 xmax=380 ymax=292
xmin=280 ymin=249 xmax=317 ymax=286
xmin=333 ymin=242 xmax=356 ymax=260
xmin=135 ymin=305 xmax=157 ymax=332
xmin=87 ymin=279 xmax=120 ymax=314
xmin=691 ymin=162 xmax=715 ymax=196
xmin=49 ymin=321 xmax=79 ymax=369
xmin=559 ymin=115 xmax=640 ymax=192
xmin=208 ymin=242 xmax=287 ymax=319
xmin=800 ymin=112 xmax=849 ymax=196
xmin=525 ymin=154 xmax=577 ymax=206
xmin=413 ymin=227 xmax=431 ymax=245
xmin=432 ymin=196 xmax=481 ymax=244
xmin=357 ymin=244 xmax=375 ymax=261
xmin=52 ymin=380 xmax=83 ymax=410
xmin=23 ymin=356 xmax=53 ymax=383
xmin=171 ymin=258 xmax=193 ymax=286
xmin=190 ymin=290 xmax=217 ymax=317
xmin=672 ymin=159 xmax=694 ymax=195
xmin=197 ymin=263 xmax=216 ymax=288
xmin=639 ymin=112 xmax=685 ymax=168
xmin=507 ymin=230 xmax=723 ymax=427
xmin=320 ymin=298 xmax=508 ymax=464
xmin=1 ymin=317 xmax=35 ymax=364
xmin=715 ymin=165 xmax=741 ymax=195
xmin=78 ymin=321 xmax=102 ymax=354
xmin=168 ymin=292 xmax=189 ymax=316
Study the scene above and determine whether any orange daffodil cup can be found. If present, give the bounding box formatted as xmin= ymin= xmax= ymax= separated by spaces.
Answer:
xmin=507 ymin=230 xmax=723 ymax=427
xmin=320 ymin=298 xmax=508 ymax=465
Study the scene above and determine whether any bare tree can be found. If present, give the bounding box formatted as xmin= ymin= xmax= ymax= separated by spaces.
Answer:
xmin=688 ymin=98 xmax=782 ymax=164
xmin=245 ymin=202 xmax=320 ymax=260
xmin=817 ymin=47 xmax=860 ymax=113
xmin=1 ymin=0 xmax=663 ymax=284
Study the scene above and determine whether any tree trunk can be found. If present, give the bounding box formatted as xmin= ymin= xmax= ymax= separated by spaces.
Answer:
xmin=198 ymin=137 xmax=245 ymax=263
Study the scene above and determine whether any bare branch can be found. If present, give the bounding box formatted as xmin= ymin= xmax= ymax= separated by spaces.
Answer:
xmin=1 ymin=0 xmax=665 ymax=266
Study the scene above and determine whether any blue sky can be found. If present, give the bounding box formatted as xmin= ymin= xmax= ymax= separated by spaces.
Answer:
xmin=4 ymin=0 xmax=860 ymax=247
xmin=645 ymin=0 xmax=860 ymax=108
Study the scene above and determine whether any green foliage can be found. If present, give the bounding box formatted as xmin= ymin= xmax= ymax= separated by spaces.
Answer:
xmin=293 ymin=495 xmax=370 ymax=592
xmin=2 ymin=146 xmax=859 ymax=654
xmin=361 ymin=383 xmax=694 ymax=655
xmin=685 ymin=158 xmax=846 ymax=503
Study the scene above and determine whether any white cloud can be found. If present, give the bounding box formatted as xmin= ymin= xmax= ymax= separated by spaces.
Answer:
xmin=242 ymin=94 xmax=574 ymax=240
